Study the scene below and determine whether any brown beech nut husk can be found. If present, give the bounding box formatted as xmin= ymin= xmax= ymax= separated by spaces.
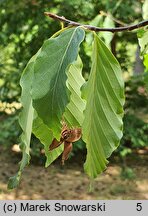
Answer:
xmin=49 ymin=123 xmax=82 ymax=165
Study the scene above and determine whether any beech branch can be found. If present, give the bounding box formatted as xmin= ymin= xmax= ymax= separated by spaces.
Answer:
xmin=44 ymin=12 xmax=148 ymax=33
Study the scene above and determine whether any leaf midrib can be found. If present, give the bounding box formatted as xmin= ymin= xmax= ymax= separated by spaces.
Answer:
xmin=51 ymin=28 xmax=80 ymax=116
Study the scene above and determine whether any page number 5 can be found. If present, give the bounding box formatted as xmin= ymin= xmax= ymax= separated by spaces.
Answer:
xmin=136 ymin=203 xmax=142 ymax=211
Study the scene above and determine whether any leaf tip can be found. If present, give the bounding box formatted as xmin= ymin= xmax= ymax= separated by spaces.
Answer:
xmin=7 ymin=173 xmax=20 ymax=190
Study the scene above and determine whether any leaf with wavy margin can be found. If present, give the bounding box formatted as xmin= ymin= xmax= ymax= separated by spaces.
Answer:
xmin=32 ymin=56 xmax=86 ymax=167
xmin=64 ymin=56 xmax=86 ymax=127
xmin=32 ymin=114 xmax=64 ymax=167
xmin=82 ymin=33 xmax=125 ymax=178
xmin=32 ymin=27 xmax=85 ymax=139
xmin=7 ymin=53 xmax=39 ymax=189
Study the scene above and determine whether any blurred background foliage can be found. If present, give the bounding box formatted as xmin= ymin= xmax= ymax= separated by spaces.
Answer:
xmin=0 ymin=0 xmax=148 ymax=178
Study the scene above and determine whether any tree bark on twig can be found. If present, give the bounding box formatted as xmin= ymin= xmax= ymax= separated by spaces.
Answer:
xmin=44 ymin=12 xmax=148 ymax=33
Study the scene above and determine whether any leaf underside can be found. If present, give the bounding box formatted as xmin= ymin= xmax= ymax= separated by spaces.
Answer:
xmin=32 ymin=113 xmax=64 ymax=167
xmin=32 ymin=27 xmax=85 ymax=139
xmin=82 ymin=33 xmax=125 ymax=178
xmin=8 ymin=27 xmax=126 ymax=188
xmin=8 ymin=28 xmax=86 ymax=189
xmin=32 ymin=56 xmax=86 ymax=167
xmin=64 ymin=56 xmax=86 ymax=127
xmin=8 ymin=53 xmax=39 ymax=189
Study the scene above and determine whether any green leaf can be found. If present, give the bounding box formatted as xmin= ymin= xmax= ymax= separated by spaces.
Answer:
xmin=8 ymin=173 xmax=21 ymax=190
xmin=85 ymin=15 xmax=103 ymax=58
xmin=32 ymin=27 xmax=85 ymax=139
xmin=102 ymin=16 xmax=115 ymax=47
xmin=82 ymin=33 xmax=125 ymax=178
xmin=143 ymin=0 xmax=148 ymax=20
xmin=64 ymin=56 xmax=86 ymax=127
xmin=144 ymin=53 xmax=148 ymax=71
xmin=8 ymin=53 xmax=39 ymax=189
xmin=85 ymin=14 xmax=103 ymax=46
xmin=136 ymin=0 xmax=148 ymax=56
xmin=138 ymin=0 xmax=148 ymax=91
xmin=33 ymin=56 xmax=86 ymax=167
xmin=32 ymin=113 xmax=64 ymax=167
xmin=138 ymin=29 xmax=148 ymax=55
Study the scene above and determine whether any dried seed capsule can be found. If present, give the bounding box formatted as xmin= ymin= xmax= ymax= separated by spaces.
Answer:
xmin=62 ymin=141 xmax=73 ymax=165
xmin=49 ymin=138 xmax=62 ymax=151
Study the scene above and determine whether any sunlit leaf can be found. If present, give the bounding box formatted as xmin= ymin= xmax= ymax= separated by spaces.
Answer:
xmin=138 ymin=29 xmax=148 ymax=55
xmin=85 ymin=15 xmax=103 ymax=57
xmin=102 ymin=16 xmax=115 ymax=47
xmin=138 ymin=0 xmax=148 ymax=55
xmin=32 ymin=27 xmax=85 ymax=139
xmin=82 ymin=33 xmax=125 ymax=178
xmin=64 ymin=56 xmax=86 ymax=127
xmin=143 ymin=0 xmax=148 ymax=20
xmin=85 ymin=14 xmax=103 ymax=45
xmin=144 ymin=71 xmax=148 ymax=91
xmin=138 ymin=0 xmax=148 ymax=91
